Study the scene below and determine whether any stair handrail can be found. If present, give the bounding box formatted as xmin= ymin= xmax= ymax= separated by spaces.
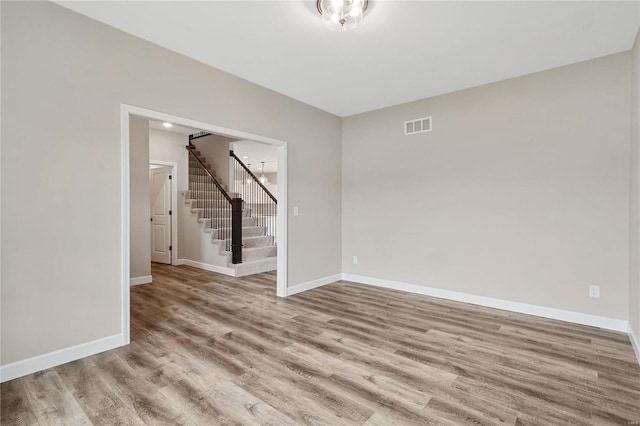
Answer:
xmin=186 ymin=146 xmax=243 ymax=264
xmin=230 ymin=150 xmax=277 ymax=203
xmin=189 ymin=131 xmax=212 ymax=142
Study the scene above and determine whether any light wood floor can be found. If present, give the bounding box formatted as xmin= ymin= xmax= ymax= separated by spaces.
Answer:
xmin=2 ymin=264 xmax=640 ymax=425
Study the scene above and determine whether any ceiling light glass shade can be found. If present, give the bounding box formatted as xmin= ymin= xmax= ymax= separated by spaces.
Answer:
xmin=317 ymin=0 xmax=368 ymax=31
xmin=259 ymin=162 xmax=270 ymax=186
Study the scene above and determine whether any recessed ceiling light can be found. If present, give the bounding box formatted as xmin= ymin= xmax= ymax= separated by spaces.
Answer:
xmin=162 ymin=122 xmax=173 ymax=128
xmin=243 ymin=156 xmax=249 ymax=159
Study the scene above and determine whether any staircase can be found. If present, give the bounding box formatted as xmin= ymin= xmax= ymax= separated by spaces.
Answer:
xmin=185 ymin=148 xmax=277 ymax=277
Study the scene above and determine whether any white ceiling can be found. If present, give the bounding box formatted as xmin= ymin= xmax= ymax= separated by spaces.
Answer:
xmin=232 ymin=140 xmax=278 ymax=173
xmin=148 ymin=120 xmax=200 ymax=135
xmin=56 ymin=1 xmax=639 ymax=117
xmin=148 ymin=119 xmax=278 ymax=172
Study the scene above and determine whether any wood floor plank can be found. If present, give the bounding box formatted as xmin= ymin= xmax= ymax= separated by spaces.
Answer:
xmin=0 ymin=381 xmax=38 ymax=426
xmin=56 ymin=358 xmax=123 ymax=419
xmin=232 ymin=346 xmax=376 ymax=423
xmin=164 ymin=369 xmax=298 ymax=425
xmin=284 ymin=342 xmax=432 ymax=408
xmin=2 ymin=263 xmax=640 ymax=425
xmin=20 ymin=370 xmax=92 ymax=426
xmin=91 ymin=355 xmax=189 ymax=425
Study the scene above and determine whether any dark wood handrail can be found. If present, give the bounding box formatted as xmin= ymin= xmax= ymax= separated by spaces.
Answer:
xmin=230 ymin=150 xmax=277 ymax=204
xmin=186 ymin=146 xmax=232 ymax=203
xmin=189 ymin=131 xmax=212 ymax=142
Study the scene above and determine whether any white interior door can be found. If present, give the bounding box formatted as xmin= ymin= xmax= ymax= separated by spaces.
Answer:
xmin=150 ymin=166 xmax=172 ymax=264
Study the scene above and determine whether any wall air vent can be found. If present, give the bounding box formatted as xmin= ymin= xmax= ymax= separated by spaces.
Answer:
xmin=404 ymin=116 xmax=432 ymax=135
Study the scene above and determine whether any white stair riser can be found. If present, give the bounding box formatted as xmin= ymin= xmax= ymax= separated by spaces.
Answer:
xmin=207 ymin=226 xmax=266 ymax=238
xmin=242 ymin=246 xmax=277 ymax=262
xmin=211 ymin=235 xmax=273 ymax=248
xmin=188 ymin=202 xmax=238 ymax=209
xmin=189 ymin=184 xmax=228 ymax=192
xmin=230 ymin=257 xmax=277 ymax=277
xmin=188 ymin=195 xmax=230 ymax=203
xmin=187 ymin=206 xmax=252 ymax=218
xmin=185 ymin=190 xmax=240 ymax=199
xmin=185 ymin=196 xmax=251 ymax=215
xmin=222 ymin=247 xmax=276 ymax=263
xmin=242 ymin=236 xmax=274 ymax=248
xmin=197 ymin=217 xmax=257 ymax=227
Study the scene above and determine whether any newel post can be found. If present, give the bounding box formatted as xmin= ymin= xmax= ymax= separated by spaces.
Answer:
xmin=231 ymin=197 xmax=243 ymax=264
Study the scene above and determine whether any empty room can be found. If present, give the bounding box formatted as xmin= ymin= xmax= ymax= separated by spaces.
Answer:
xmin=2 ymin=1 xmax=640 ymax=424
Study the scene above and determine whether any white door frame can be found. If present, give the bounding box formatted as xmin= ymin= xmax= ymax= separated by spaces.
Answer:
xmin=121 ymin=104 xmax=288 ymax=345
xmin=149 ymin=161 xmax=178 ymax=266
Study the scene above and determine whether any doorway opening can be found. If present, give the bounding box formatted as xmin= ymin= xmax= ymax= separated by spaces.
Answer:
xmin=121 ymin=105 xmax=288 ymax=345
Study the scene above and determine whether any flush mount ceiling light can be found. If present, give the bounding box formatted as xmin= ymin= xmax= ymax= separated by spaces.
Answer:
xmin=317 ymin=0 xmax=368 ymax=31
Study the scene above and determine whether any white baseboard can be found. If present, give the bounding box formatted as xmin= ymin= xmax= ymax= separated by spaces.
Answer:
xmin=341 ymin=273 xmax=629 ymax=333
xmin=5 ymin=272 xmax=634 ymax=384
xmin=0 ymin=334 xmax=123 ymax=383
xmin=177 ymin=259 xmax=236 ymax=277
xmin=287 ymin=273 xmax=342 ymax=296
xmin=629 ymin=324 xmax=640 ymax=366
xmin=130 ymin=275 xmax=152 ymax=286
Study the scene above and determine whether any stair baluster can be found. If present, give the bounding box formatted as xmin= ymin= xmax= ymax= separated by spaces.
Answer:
xmin=229 ymin=150 xmax=277 ymax=249
xmin=186 ymin=145 xmax=243 ymax=264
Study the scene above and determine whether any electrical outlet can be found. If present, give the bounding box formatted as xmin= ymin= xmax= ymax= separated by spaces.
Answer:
xmin=352 ymin=256 xmax=358 ymax=265
xmin=589 ymin=285 xmax=600 ymax=299
xmin=293 ymin=207 xmax=299 ymax=217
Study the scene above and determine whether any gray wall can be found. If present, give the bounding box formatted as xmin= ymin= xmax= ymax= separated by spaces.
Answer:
xmin=342 ymin=52 xmax=631 ymax=320
xmin=192 ymin=134 xmax=236 ymax=189
xmin=630 ymin=28 xmax=640 ymax=343
xmin=130 ymin=116 xmax=151 ymax=280
xmin=1 ymin=1 xmax=342 ymax=365
xmin=264 ymin=173 xmax=278 ymax=198
xmin=149 ymin=129 xmax=190 ymax=196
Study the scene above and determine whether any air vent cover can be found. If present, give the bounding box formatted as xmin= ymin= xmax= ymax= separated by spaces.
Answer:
xmin=404 ymin=116 xmax=432 ymax=135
